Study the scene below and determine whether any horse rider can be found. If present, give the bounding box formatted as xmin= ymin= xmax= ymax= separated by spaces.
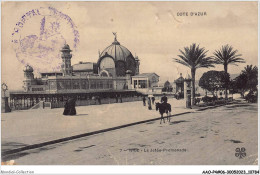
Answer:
xmin=161 ymin=93 xmax=168 ymax=114
xmin=161 ymin=93 xmax=168 ymax=104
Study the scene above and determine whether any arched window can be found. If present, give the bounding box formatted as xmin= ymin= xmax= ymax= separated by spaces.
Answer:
xmin=100 ymin=71 xmax=109 ymax=77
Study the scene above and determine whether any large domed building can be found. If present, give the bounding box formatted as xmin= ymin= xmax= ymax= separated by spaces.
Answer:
xmin=10 ymin=33 xmax=160 ymax=111
xmin=97 ymin=35 xmax=139 ymax=77
xmin=20 ymin=34 xmax=142 ymax=93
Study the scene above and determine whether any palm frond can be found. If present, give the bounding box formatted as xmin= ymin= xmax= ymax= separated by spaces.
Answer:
xmin=174 ymin=43 xmax=215 ymax=70
xmin=213 ymin=44 xmax=245 ymax=65
xmin=173 ymin=58 xmax=191 ymax=68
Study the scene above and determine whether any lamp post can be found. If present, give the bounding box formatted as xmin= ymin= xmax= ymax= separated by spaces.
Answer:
xmin=1 ymin=83 xmax=11 ymax=113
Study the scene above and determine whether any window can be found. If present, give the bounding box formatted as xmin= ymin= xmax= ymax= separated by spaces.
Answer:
xmin=72 ymin=80 xmax=80 ymax=89
xmin=152 ymin=76 xmax=157 ymax=83
xmin=32 ymin=88 xmax=44 ymax=91
xmin=90 ymin=81 xmax=96 ymax=89
xmin=101 ymin=72 xmax=109 ymax=77
xmin=81 ymin=80 xmax=86 ymax=89
xmin=138 ymin=80 xmax=147 ymax=88
xmin=109 ymin=81 xmax=113 ymax=89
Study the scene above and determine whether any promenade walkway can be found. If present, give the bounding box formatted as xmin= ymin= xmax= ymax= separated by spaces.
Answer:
xmin=2 ymin=98 xmax=195 ymax=152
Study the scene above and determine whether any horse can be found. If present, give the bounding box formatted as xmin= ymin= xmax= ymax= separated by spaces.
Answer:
xmin=155 ymin=102 xmax=172 ymax=124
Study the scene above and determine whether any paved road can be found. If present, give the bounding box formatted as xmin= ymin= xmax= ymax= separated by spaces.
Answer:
xmin=2 ymin=98 xmax=193 ymax=148
xmin=2 ymin=100 xmax=257 ymax=165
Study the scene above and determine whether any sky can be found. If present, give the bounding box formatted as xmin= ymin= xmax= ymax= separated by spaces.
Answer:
xmin=2 ymin=1 xmax=258 ymax=90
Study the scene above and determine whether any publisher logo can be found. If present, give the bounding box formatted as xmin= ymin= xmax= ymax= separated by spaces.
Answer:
xmin=235 ymin=147 xmax=246 ymax=159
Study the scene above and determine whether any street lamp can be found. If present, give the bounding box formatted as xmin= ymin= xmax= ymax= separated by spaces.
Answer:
xmin=1 ymin=83 xmax=11 ymax=113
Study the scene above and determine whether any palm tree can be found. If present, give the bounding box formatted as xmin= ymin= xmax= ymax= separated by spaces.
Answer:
xmin=242 ymin=65 xmax=258 ymax=92
xmin=174 ymin=43 xmax=216 ymax=105
xmin=213 ymin=44 xmax=245 ymax=99
xmin=242 ymin=64 xmax=258 ymax=75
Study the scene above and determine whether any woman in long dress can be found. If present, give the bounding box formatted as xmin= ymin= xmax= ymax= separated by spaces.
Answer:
xmin=63 ymin=99 xmax=70 ymax=115
xmin=68 ymin=97 xmax=77 ymax=115
xmin=148 ymin=97 xmax=152 ymax=110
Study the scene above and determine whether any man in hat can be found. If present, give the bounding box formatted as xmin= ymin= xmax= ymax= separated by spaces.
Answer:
xmin=161 ymin=93 xmax=168 ymax=104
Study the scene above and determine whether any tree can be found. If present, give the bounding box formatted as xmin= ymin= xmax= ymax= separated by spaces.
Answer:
xmin=234 ymin=73 xmax=248 ymax=97
xmin=242 ymin=65 xmax=258 ymax=91
xmin=199 ymin=71 xmax=230 ymax=97
xmin=233 ymin=65 xmax=258 ymax=97
xmin=213 ymin=44 xmax=245 ymax=99
xmin=174 ymin=43 xmax=216 ymax=105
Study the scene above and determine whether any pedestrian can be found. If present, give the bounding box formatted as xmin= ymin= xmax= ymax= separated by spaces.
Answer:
xmin=97 ymin=96 xmax=101 ymax=105
xmin=92 ymin=96 xmax=96 ymax=104
xmin=148 ymin=97 xmax=152 ymax=110
xmin=63 ymin=99 xmax=70 ymax=115
xmin=142 ymin=96 xmax=146 ymax=106
xmin=68 ymin=97 xmax=77 ymax=115
xmin=120 ymin=95 xmax=122 ymax=103
xmin=115 ymin=95 xmax=118 ymax=103
xmin=151 ymin=96 xmax=155 ymax=105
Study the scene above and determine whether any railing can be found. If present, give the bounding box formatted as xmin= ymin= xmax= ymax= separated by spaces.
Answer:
xmin=50 ymin=96 xmax=142 ymax=108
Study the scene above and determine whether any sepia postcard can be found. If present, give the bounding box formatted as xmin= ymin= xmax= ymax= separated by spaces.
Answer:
xmin=1 ymin=1 xmax=259 ymax=174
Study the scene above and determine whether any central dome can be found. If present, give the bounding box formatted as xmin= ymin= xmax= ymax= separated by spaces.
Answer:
xmin=100 ymin=38 xmax=132 ymax=62
xmin=97 ymin=34 xmax=138 ymax=77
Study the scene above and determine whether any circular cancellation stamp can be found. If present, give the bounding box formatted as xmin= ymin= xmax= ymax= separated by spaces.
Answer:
xmin=11 ymin=7 xmax=80 ymax=73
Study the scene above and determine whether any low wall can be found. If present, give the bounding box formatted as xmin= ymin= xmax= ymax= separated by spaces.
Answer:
xmin=51 ymin=96 xmax=143 ymax=108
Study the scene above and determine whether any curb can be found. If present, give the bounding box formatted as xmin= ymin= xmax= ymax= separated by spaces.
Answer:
xmin=196 ymin=100 xmax=238 ymax=111
xmin=2 ymin=111 xmax=191 ymax=156
xmin=196 ymin=104 xmax=227 ymax=111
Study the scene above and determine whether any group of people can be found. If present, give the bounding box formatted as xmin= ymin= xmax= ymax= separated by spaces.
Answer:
xmin=115 ymin=95 xmax=123 ymax=103
xmin=143 ymin=94 xmax=168 ymax=110
xmin=92 ymin=96 xmax=102 ymax=105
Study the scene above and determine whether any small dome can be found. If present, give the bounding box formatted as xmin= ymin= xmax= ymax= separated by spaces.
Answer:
xmin=61 ymin=44 xmax=72 ymax=52
xmin=23 ymin=65 xmax=33 ymax=72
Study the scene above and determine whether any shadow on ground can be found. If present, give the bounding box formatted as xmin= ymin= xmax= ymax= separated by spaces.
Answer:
xmin=170 ymin=120 xmax=189 ymax=125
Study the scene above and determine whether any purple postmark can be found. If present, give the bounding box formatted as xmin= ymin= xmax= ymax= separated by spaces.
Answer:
xmin=12 ymin=7 xmax=80 ymax=73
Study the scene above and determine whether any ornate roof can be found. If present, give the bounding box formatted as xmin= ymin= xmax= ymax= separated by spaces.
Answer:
xmin=100 ymin=36 xmax=132 ymax=62
xmin=61 ymin=44 xmax=72 ymax=52
xmin=23 ymin=65 xmax=34 ymax=72
xmin=174 ymin=73 xmax=184 ymax=83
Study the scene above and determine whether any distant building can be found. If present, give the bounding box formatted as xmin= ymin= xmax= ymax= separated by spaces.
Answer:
xmin=172 ymin=73 xmax=207 ymax=98
xmin=162 ymin=80 xmax=173 ymax=92
xmin=174 ymin=73 xmax=184 ymax=94
xmin=131 ymin=73 xmax=160 ymax=94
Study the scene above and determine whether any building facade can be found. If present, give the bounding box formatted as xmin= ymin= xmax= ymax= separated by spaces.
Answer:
xmin=10 ymin=34 xmax=159 ymax=110
xmin=22 ymin=35 xmax=141 ymax=94
xmin=131 ymin=73 xmax=160 ymax=94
